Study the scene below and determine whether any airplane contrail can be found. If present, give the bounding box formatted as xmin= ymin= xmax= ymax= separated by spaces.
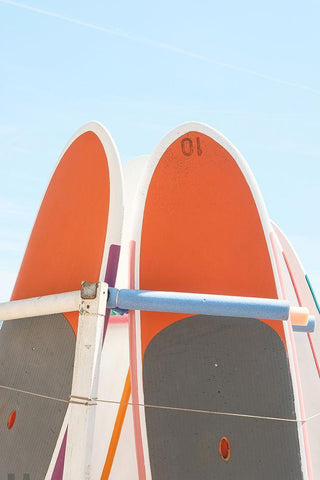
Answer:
xmin=1 ymin=0 xmax=319 ymax=96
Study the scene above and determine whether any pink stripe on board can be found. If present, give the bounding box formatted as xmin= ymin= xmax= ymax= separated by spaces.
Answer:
xmin=270 ymin=232 xmax=313 ymax=479
xmin=307 ymin=333 xmax=320 ymax=378
xmin=282 ymin=252 xmax=302 ymax=305
xmin=109 ymin=313 xmax=129 ymax=324
xmin=128 ymin=240 xmax=146 ymax=480
xmin=51 ymin=429 xmax=67 ymax=479
xmin=282 ymin=252 xmax=320 ymax=378
xmin=270 ymin=232 xmax=287 ymax=299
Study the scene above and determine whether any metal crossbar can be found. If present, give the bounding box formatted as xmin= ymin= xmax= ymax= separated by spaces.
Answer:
xmin=1 ymin=283 xmax=289 ymax=320
xmin=0 ymin=282 xmax=313 ymax=331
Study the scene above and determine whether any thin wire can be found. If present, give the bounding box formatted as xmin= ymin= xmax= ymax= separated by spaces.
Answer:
xmin=96 ymin=397 xmax=320 ymax=424
xmin=1 ymin=383 xmax=319 ymax=424
xmin=0 ymin=384 xmax=69 ymax=404
xmin=1 ymin=0 xmax=320 ymax=96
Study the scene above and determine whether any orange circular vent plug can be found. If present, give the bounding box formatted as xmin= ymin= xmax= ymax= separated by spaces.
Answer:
xmin=7 ymin=410 xmax=17 ymax=430
xmin=219 ymin=436 xmax=231 ymax=461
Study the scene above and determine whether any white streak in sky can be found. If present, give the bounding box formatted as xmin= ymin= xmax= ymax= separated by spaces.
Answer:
xmin=1 ymin=0 xmax=320 ymax=95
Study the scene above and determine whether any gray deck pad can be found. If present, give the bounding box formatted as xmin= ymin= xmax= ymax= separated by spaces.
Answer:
xmin=0 ymin=314 xmax=75 ymax=480
xmin=143 ymin=315 xmax=303 ymax=479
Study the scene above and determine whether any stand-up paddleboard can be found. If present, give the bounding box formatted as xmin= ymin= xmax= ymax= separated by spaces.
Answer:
xmin=129 ymin=122 xmax=309 ymax=479
xmin=0 ymin=122 xmax=123 ymax=479
xmin=92 ymin=157 xmax=149 ymax=480
xmin=271 ymin=221 xmax=320 ymax=476
xmin=271 ymin=221 xmax=320 ymax=358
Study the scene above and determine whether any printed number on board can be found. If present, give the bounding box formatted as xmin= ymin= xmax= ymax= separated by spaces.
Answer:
xmin=181 ymin=137 xmax=202 ymax=157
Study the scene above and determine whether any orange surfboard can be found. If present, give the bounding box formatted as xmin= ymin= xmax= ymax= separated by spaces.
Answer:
xmin=0 ymin=122 xmax=123 ymax=479
xmin=129 ymin=122 xmax=310 ymax=479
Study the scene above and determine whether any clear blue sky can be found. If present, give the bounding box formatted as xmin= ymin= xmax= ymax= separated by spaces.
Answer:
xmin=1 ymin=0 xmax=319 ymax=301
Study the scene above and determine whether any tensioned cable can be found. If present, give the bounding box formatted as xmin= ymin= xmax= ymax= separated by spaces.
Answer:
xmin=0 ymin=384 xmax=69 ymax=404
xmin=1 ymin=383 xmax=319 ymax=424
xmin=97 ymin=398 xmax=320 ymax=424
xmin=0 ymin=0 xmax=319 ymax=96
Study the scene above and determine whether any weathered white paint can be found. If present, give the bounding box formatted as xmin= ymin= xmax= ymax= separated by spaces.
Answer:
xmin=0 ymin=290 xmax=80 ymax=321
xmin=63 ymin=281 xmax=108 ymax=479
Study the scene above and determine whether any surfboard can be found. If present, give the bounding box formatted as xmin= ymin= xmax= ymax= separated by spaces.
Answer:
xmin=91 ymin=157 xmax=149 ymax=480
xmin=0 ymin=122 xmax=123 ymax=479
xmin=271 ymin=221 xmax=320 ymax=354
xmin=271 ymin=221 xmax=320 ymax=476
xmin=129 ymin=122 xmax=309 ymax=479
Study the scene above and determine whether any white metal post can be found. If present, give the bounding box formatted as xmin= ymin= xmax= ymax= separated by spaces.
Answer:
xmin=63 ymin=281 xmax=108 ymax=480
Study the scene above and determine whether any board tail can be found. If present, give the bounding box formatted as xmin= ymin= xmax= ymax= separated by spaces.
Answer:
xmin=129 ymin=122 xmax=309 ymax=479
xmin=0 ymin=122 xmax=124 ymax=480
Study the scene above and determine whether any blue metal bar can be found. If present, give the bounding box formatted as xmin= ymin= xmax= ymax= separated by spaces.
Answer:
xmin=292 ymin=316 xmax=315 ymax=333
xmin=107 ymin=288 xmax=290 ymax=320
